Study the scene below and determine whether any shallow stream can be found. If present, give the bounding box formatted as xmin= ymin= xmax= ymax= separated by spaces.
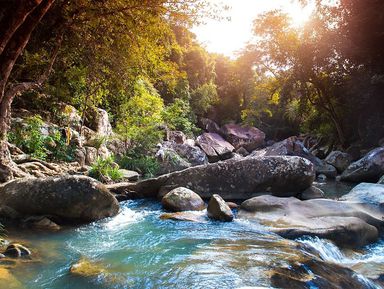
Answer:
xmin=2 ymin=182 xmax=383 ymax=289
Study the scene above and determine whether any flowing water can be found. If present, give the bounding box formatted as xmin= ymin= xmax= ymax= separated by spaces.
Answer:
xmin=1 ymin=182 xmax=383 ymax=289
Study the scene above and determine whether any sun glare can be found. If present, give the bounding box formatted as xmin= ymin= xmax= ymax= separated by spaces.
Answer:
xmin=286 ymin=2 xmax=315 ymax=27
xmin=192 ymin=0 xmax=316 ymax=57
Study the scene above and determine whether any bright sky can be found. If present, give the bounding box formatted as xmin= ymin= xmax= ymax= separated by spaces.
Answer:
xmin=192 ymin=0 xmax=315 ymax=57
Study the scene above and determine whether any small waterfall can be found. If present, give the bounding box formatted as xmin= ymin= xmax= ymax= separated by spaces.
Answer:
xmin=297 ymin=236 xmax=383 ymax=289
xmin=298 ymin=236 xmax=346 ymax=263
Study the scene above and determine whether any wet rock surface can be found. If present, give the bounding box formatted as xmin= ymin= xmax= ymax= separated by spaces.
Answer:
xmin=207 ymin=194 xmax=233 ymax=222
xmin=238 ymin=195 xmax=382 ymax=248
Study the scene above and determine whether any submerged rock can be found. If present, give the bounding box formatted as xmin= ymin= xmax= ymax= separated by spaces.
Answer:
xmin=162 ymin=187 xmax=205 ymax=212
xmin=0 ymin=268 xmax=23 ymax=289
xmin=271 ymin=258 xmax=374 ymax=289
xmin=341 ymin=147 xmax=384 ymax=182
xmin=207 ymin=194 xmax=233 ymax=222
xmin=160 ymin=212 xmax=206 ymax=223
xmin=238 ymin=195 xmax=381 ymax=248
xmin=117 ymin=156 xmax=315 ymax=200
xmin=70 ymin=258 xmax=106 ymax=277
xmin=0 ymin=175 xmax=119 ymax=223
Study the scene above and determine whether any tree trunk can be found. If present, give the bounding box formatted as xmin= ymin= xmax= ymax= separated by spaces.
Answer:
xmin=0 ymin=0 xmax=43 ymax=55
xmin=0 ymin=0 xmax=54 ymax=182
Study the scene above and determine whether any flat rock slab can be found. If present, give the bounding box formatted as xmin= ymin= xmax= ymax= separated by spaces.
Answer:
xmin=114 ymin=156 xmax=315 ymax=200
xmin=238 ymin=195 xmax=383 ymax=248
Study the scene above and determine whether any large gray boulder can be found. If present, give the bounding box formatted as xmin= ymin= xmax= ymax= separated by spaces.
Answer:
xmin=161 ymin=187 xmax=205 ymax=212
xmin=0 ymin=175 xmax=119 ymax=223
xmin=238 ymin=195 xmax=382 ymax=248
xmin=196 ymin=132 xmax=235 ymax=162
xmin=110 ymin=156 xmax=315 ymax=200
xmin=221 ymin=123 xmax=265 ymax=151
xmin=325 ymin=150 xmax=352 ymax=173
xmin=341 ymin=147 xmax=384 ymax=182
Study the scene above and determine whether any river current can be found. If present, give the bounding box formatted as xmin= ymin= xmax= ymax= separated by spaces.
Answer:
xmin=2 ymin=181 xmax=383 ymax=289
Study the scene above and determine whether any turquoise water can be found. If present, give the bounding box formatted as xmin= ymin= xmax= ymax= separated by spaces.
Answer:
xmin=2 ymin=198 xmax=384 ymax=289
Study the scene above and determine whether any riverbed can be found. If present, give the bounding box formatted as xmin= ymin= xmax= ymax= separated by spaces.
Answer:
xmin=2 ymin=182 xmax=383 ymax=289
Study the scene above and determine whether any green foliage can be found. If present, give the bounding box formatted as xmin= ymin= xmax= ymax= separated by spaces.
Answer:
xmin=118 ymin=155 xmax=160 ymax=178
xmin=87 ymin=135 xmax=108 ymax=150
xmin=116 ymin=78 xmax=165 ymax=154
xmin=9 ymin=115 xmax=47 ymax=159
xmin=8 ymin=115 xmax=75 ymax=161
xmin=190 ymin=82 xmax=218 ymax=116
xmin=0 ymin=223 xmax=4 ymax=238
xmin=89 ymin=156 xmax=123 ymax=182
xmin=162 ymin=98 xmax=198 ymax=136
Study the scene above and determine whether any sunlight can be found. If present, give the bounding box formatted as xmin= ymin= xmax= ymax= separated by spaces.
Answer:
xmin=286 ymin=2 xmax=315 ymax=27
xmin=192 ymin=0 xmax=316 ymax=57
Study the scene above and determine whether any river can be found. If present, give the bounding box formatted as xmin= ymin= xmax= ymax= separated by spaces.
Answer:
xmin=2 ymin=181 xmax=383 ymax=289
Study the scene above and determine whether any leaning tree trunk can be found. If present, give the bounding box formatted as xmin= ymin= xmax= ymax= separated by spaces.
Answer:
xmin=0 ymin=0 xmax=54 ymax=182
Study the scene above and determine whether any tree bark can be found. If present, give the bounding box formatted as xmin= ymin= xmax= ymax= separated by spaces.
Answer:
xmin=0 ymin=0 xmax=54 ymax=182
xmin=0 ymin=0 xmax=43 ymax=55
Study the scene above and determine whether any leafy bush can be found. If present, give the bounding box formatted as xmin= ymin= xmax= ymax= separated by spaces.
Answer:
xmin=87 ymin=134 xmax=107 ymax=150
xmin=116 ymin=78 xmax=165 ymax=154
xmin=89 ymin=156 xmax=123 ymax=182
xmin=118 ymin=154 xmax=160 ymax=178
xmin=162 ymin=98 xmax=199 ymax=136
xmin=9 ymin=115 xmax=75 ymax=161
xmin=9 ymin=115 xmax=48 ymax=159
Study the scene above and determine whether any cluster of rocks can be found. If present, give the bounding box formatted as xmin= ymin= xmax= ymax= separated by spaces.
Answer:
xmin=10 ymin=105 xmax=128 ymax=179
xmin=157 ymin=118 xmax=384 ymax=186
xmin=155 ymin=120 xmax=266 ymax=174
xmin=159 ymin=187 xmax=234 ymax=222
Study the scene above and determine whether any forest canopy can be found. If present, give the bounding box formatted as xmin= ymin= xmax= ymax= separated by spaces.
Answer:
xmin=0 ymin=0 xmax=383 ymax=179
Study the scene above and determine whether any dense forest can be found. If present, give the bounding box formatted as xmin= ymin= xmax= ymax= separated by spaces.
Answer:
xmin=1 ymin=1 xmax=384 ymax=288
xmin=1 ymin=0 xmax=383 ymax=179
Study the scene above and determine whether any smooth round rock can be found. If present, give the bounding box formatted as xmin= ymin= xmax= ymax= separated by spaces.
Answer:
xmin=297 ymin=186 xmax=325 ymax=200
xmin=161 ymin=187 xmax=205 ymax=212
xmin=3 ymin=244 xmax=31 ymax=258
xmin=207 ymin=194 xmax=233 ymax=222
